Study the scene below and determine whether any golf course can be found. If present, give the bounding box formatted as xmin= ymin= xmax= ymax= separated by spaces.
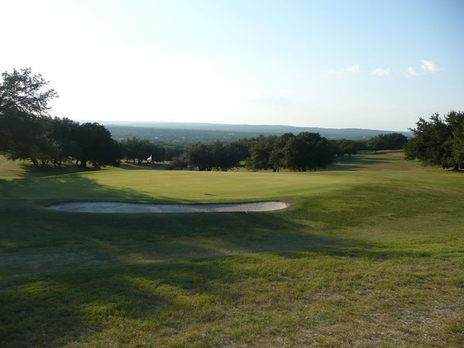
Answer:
xmin=1 ymin=151 xmax=463 ymax=347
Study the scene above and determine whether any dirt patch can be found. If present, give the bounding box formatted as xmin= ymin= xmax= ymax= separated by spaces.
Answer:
xmin=47 ymin=201 xmax=289 ymax=214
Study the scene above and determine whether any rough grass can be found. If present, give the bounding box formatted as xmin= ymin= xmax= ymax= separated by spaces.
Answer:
xmin=0 ymin=152 xmax=463 ymax=347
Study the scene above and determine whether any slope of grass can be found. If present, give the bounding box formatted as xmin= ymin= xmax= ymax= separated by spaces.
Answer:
xmin=0 ymin=152 xmax=463 ymax=347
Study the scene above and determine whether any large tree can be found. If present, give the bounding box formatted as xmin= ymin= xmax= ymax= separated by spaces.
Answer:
xmin=0 ymin=110 xmax=57 ymax=167
xmin=74 ymin=123 xmax=120 ymax=168
xmin=184 ymin=143 xmax=214 ymax=171
xmin=0 ymin=68 xmax=123 ymax=169
xmin=283 ymin=132 xmax=334 ymax=171
xmin=50 ymin=117 xmax=81 ymax=166
xmin=246 ymin=136 xmax=275 ymax=170
xmin=0 ymin=68 xmax=58 ymax=166
xmin=405 ymin=111 xmax=464 ymax=170
xmin=0 ymin=67 xmax=57 ymax=116
xmin=245 ymin=132 xmax=335 ymax=171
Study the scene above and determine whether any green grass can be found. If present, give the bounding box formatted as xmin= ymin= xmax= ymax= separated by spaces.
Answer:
xmin=1 ymin=152 xmax=463 ymax=347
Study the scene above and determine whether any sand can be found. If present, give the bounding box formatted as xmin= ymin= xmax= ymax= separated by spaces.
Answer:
xmin=47 ymin=201 xmax=289 ymax=214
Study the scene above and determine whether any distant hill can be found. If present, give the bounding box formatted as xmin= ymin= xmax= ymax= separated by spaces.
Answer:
xmin=104 ymin=121 xmax=411 ymax=144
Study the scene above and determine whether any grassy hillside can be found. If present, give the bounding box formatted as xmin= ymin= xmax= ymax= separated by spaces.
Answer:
xmin=0 ymin=153 xmax=463 ymax=347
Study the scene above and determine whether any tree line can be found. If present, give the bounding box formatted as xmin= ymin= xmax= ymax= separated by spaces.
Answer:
xmin=1 ymin=67 xmax=412 ymax=171
xmin=170 ymin=132 xmax=407 ymax=171
xmin=0 ymin=68 xmax=120 ymax=168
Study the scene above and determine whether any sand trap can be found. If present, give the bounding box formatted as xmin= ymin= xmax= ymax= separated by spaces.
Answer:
xmin=47 ymin=201 xmax=289 ymax=214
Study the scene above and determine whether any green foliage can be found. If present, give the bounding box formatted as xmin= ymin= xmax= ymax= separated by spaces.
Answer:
xmin=0 ymin=68 xmax=58 ymax=166
xmin=184 ymin=142 xmax=214 ymax=170
xmin=181 ymin=141 xmax=241 ymax=170
xmin=0 ymin=68 xmax=121 ymax=169
xmin=50 ymin=117 xmax=81 ymax=165
xmin=172 ymin=139 xmax=251 ymax=171
xmin=367 ymin=133 xmax=408 ymax=151
xmin=246 ymin=135 xmax=276 ymax=170
xmin=247 ymin=132 xmax=335 ymax=171
xmin=0 ymin=109 xmax=57 ymax=166
xmin=331 ymin=139 xmax=368 ymax=156
xmin=285 ymin=132 xmax=335 ymax=171
xmin=73 ymin=122 xmax=121 ymax=168
xmin=0 ymin=67 xmax=57 ymax=117
xmin=446 ymin=111 xmax=464 ymax=168
xmin=405 ymin=111 xmax=464 ymax=170
xmin=119 ymin=137 xmax=166 ymax=164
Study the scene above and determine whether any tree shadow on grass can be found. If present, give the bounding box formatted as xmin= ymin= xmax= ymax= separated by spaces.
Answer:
xmin=0 ymin=165 xmax=171 ymax=206
xmin=324 ymin=154 xmax=390 ymax=171
xmin=118 ymin=162 xmax=168 ymax=170
xmin=1 ymin=257 xmax=247 ymax=347
xmin=0 ymin=231 xmax=431 ymax=347
xmin=18 ymin=161 xmax=101 ymax=177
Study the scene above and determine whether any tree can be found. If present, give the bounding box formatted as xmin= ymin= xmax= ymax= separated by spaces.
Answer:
xmin=209 ymin=141 xmax=227 ymax=170
xmin=0 ymin=68 xmax=124 ymax=169
xmin=367 ymin=133 xmax=408 ymax=151
xmin=283 ymin=132 xmax=334 ymax=171
xmin=405 ymin=111 xmax=464 ymax=170
xmin=0 ymin=67 xmax=58 ymax=117
xmin=119 ymin=137 xmax=167 ymax=164
xmin=332 ymin=139 xmax=367 ymax=157
xmin=50 ymin=117 xmax=81 ymax=166
xmin=269 ymin=133 xmax=293 ymax=171
xmin=184 ymin=143 xmax=214 ymax=171
xmin=245 ymin=133 xmax=335 ymax=171
xmin=0 ymin=110 xmax=57 ymax=167
xmin=74 ymin=123 xmax=120 ymax=168
xmin=223 ymin=141 xmax=249 ymax=169
xmin=0 ymin=68 xmax=58 ymax=166
xmin=445 ymin=111 xmax=464 ymax=169
xmin=246 ymin=136 xmax=275 ymax=170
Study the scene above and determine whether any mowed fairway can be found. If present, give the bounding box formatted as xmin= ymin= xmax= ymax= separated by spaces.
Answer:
xmin=1 ymin=152 xmax=463 ymax=347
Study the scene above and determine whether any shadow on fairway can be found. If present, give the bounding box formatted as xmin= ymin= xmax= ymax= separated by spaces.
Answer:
xmin=325 ymin=154 xmax=390 ymax=171
xmin=118 ymin=162 xmax=169 ymax=170
xmin=0 ymin=234 xmax=429 ymax=347
xmin=0 ymin=165 xmax=171 ymax=208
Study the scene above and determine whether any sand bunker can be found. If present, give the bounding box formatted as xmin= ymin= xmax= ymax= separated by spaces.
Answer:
xmin=47 ymin=201 xmax=289 ymax=214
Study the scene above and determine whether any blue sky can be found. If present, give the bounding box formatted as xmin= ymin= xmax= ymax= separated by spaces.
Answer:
xmin=1 ymin=0 xmax=463 ymax=130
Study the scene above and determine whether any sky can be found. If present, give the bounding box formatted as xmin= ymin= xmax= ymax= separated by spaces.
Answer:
xmin=1 ymin=0 xmax=463 ymax=130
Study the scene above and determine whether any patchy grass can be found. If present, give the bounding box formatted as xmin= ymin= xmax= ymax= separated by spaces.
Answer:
xmin=0 ymin=152 xmax=463 ymax=347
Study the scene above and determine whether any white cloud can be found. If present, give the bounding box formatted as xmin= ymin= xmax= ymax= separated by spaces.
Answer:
xmin=407 ymin=60 xmax=440 ymax=76
xmin=328 ymin=64 xmax=360 ymax=75
xmin=348 ymin=64 xmax=360 ymax=73
xmin=370 ymin=67 xmax=391 ymax=76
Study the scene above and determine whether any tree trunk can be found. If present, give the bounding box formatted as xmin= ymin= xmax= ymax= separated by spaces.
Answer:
xmin=30 ymin=157 xmax=39 ymax=168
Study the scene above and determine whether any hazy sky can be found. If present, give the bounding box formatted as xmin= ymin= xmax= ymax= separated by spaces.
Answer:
xmin=1 ymin=0 xmax=463 ymax=130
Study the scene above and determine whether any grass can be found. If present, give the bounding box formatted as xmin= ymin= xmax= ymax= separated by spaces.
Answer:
xmin=0 ymin=152 xmax=463 ymax=347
